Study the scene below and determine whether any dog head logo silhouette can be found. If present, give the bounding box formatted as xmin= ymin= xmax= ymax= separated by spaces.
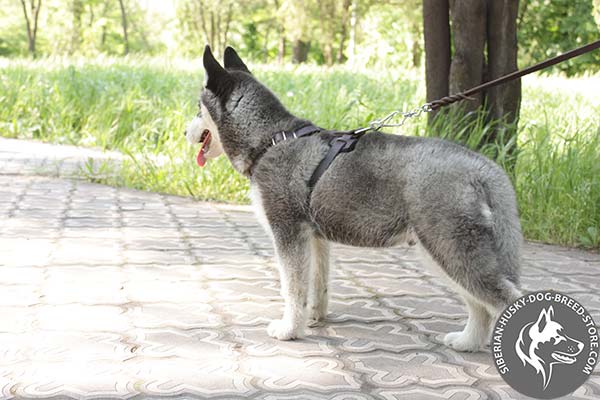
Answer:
xmin=515 ymin=305 xmax=584 ymax=389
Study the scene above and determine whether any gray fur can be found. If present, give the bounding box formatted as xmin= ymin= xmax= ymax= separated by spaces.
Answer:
xmin=195 ymin=46 xmax=523 ymax=351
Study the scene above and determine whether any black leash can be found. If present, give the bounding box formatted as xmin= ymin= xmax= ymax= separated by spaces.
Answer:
xmin=428 ymin=39 xmax=600 ymax=111
xmin=267 ymin=39 xmax=600 ymax=188
xmin=358 ymin=39 xmax=600 ymax=132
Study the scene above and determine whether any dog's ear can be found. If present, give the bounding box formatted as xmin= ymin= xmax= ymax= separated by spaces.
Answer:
xmin=203 ymin=45 xmax=232 ymax=94
xmin=535 ymin=307 xmax=552 ymax=333
xmin=224 ymin=46 xmax=251 ymax=74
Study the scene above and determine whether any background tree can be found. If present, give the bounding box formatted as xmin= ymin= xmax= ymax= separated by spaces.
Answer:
xmin=314 ymin=0 xmax=352 ymax=65
xmin=423 ymin=0 xmax=521 ymax=159
xmin=177 ymin=0 xmax=235 ymax=57
xmin=117 ymin=0 xmax=129 ymax=55
xmin=423 ymin=0 xmax=449 ymax=121
xmin=1 ymin=0 xmax=598 ymax=70
xmin=19 ymin=0 xmax=42 ymax=57
xmin=277 ymin=0 xmax=314 ymax=63
xmin=69 ymin=0 xmax=82 ymax=54
xmin=518 ymin=0 xmax=600 ymax=76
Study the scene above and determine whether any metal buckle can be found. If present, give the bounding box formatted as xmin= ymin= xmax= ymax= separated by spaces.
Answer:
xmin=271 ymin=129 xmax=299 ymax=146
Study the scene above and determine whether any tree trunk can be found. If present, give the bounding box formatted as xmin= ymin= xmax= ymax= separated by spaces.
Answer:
xmin=70 ymin=0 xmax=83 ymax=54
xmin=222 ymin=3 xmax=233 ymax=54
xmin=319 ymin=0 xmax=336 ymax=66
xmin=20 ymin=0 xmax=42 ymax=57
xmin=292 ymin=39 xmax=309 ymax=63
xmin=348 ymin=0 xmax=358 ymax=65
xmin=210 ymin=12 xmax=215 ymax=52
xmin=337 ymin=0 xmax=352 ymax=63
xmin=423 ymin=0 xmax=450 ymax=120
xmin=278 ymin=35 xmax=286 ymax=64
xmin=423 ymin=0 xmax=521 ymax=169
xmin=100 ymin=0 xmax=109 ymax=47
xmin=449 ymin=0 xmax=487 ymax=112
xmin=117 ymin=0 xmax=129 ymax=55
xmin=263 ymin=24 xmax=271 ymax=62
xmin=486 ymin=0 xmax=521 ymax=144
xmin=323 ymin=43 xmax=334 ymax=66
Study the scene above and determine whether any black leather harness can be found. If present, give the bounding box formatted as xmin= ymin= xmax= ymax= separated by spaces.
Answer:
xmin=270 ymin=124 xmax=366 ymax=188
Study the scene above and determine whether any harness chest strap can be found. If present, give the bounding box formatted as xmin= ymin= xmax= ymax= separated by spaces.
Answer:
xmin=270 ymin=124 xmax=365 ymax=188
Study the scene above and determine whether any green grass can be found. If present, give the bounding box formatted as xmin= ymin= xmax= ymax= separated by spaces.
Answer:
xmin=0 ymin=57 xmax=598 ymax=249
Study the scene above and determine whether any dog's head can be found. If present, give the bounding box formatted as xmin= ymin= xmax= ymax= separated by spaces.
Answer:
xmin=515 ymin=306 xmax=584 ymax=389
xmin=185 ymin=46 xmax=294 ymax=175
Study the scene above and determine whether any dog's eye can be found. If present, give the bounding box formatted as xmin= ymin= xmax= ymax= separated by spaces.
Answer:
xmin=553 ymin=336 xmax=565 ymax=344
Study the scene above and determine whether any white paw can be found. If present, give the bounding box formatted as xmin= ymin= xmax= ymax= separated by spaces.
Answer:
xmin=267 ymin=319 xmax=302 ymax=340
xmin=444 ymin=331 xmax=483 ymax=352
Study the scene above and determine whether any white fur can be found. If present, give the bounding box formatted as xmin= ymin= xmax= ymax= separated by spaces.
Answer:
xmin=249 ymin=184 xmax=273 ymax=239
xmin=185 ymin=103 xmax=224 ymax=160
xmin=481 ymin=203 xmax=493 ymax=225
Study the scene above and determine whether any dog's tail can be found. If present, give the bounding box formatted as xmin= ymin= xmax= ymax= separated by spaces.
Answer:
xmin=480 ymin=174 xmax=523 ymax=302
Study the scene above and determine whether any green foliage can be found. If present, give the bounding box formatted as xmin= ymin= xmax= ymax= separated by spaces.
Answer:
xmin=1 ymin=0 xmax=599 ymax=74
xmin=0 ymin=58 xmax=598 ymax=248
xmin=518 ymin=0 xmax=600 ymax=76
xmin=353 ymin=1 xmax=422 ymax=69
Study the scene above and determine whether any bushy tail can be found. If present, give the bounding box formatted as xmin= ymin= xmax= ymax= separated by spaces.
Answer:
xmin=482 ymin=175 xmax=523 ymax=298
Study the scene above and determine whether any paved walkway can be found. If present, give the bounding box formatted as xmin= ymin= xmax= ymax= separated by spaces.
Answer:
xmin=0 ymin=137 xmax=599 ymax=399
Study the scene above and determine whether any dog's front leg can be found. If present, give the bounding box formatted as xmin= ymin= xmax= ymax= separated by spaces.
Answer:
xmin=308 ymin=236 xmax=330 ymax=327
xmin=267 ymin=224 xmax=312 ymax=340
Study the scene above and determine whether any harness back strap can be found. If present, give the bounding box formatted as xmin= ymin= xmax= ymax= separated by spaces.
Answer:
xmin=308 ymin=132 xmax=364 ymax=188
xmin=270 ymin=124 xmax=365 ymax=189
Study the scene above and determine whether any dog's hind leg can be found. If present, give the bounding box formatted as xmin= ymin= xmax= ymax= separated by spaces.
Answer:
xmin=444 ymin=292 xmax=493 ymax=352
xmin=416 ymin=239 xmax=522 ymax=352
xmin=308 ymin=235 xmax=330 ymax=327
xmin=267 ymin=223 xmax=312 ymax=340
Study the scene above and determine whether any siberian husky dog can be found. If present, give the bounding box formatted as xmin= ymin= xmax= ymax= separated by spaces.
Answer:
xmin=185 ymin=46 xmax=523 ymax=352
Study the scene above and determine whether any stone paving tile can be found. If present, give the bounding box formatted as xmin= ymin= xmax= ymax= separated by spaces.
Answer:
xmin=326 ymin=299 xmax=398 ymax=323
xmin=220 ymin=299 xmax=284 ymax=326
xmin=243 ymin=355 xmax=362 ymax=392
xmin=323 ymin=322 xmax=432 ymax=353
xmin=0 ymin=140 xmax=599 ymax=399
xmin=375 ymin=386 xmax=489 ymax=400
xmin=359 ymin=276 xmax=448 ymax=297
xmin=232 ymin=326 xmax=337 ymax=357
xmin=380 ymin=296 xmax=467 ymax=320
xmin=127 ymin=302 xmax=222 ymax=330
xmin=347 ymin=351 xmax=477 ymax=388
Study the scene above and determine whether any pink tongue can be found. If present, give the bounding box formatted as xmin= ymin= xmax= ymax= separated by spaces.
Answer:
xmin=196 ymin=141 xmax=207 ymax=167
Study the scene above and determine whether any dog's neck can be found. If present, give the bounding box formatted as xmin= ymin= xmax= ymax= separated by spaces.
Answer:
xmin=238 ymin=114 xmax=314 ymax=177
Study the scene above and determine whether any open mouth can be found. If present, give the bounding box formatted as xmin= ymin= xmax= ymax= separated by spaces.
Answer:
xmin=552 ymin=351 xmax=577 ymax=364
xmin=196 ymin=129 xmax=212 ymax=167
